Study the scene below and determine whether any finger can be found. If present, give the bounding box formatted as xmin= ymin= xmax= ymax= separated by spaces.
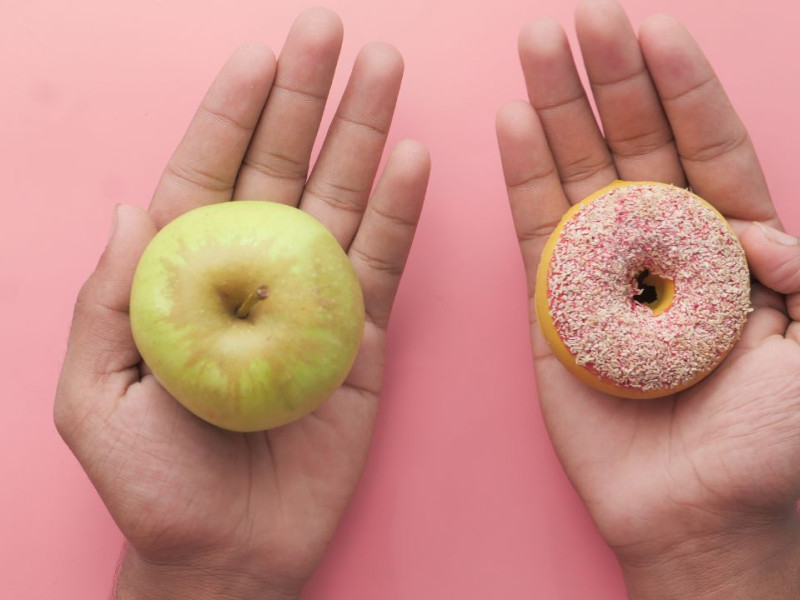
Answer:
xmin=736 ymin=307 xmax=788 ymax=351
xmin=347 ymin=140 xmax=430 ymax=333
xmin=149 ymin=45 xmax=277 ymax=228
xmin=740 ymin=222 xmax=800 ymax=296
xmin=786 ymin=321 xmax=800 ymax=345
xmin=638 ymin=15 xmax=777 ymax=224
xmin=285 ymin=135 xmax=428 ymax=498
xmin=518 ymin=18 xmax=617 ymax=203
xmin=233 ymin=8 xmax=344 ymax=205
xmin=496 ymin=101 xmax=570 ymax=306
xmin=327 ymin=141 xmax=426 ymax=471
xmin=300 ymin=42 xmax=404 ymax=249
xmin=55 ymin=205 xmax=157 ymax=437
xmin=739 ymin=222 xmax=800 ymax=339
xmin=575 ymin=0 xmax=684 ymax=185
xmin=750 ymin=281 xmax=787 ymax=316
xmin=731 ymin=222 xmax=800 ymax=347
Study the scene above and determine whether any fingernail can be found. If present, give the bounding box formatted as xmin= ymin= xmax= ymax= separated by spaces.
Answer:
xmin=754 ymin=221 xmax=798 ymax=246
xmin=108 ymin=204 xmax=121 ymax=242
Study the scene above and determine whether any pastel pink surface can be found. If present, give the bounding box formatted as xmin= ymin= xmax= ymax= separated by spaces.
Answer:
xmin=3 ymin=0 xmax=799 ymax=598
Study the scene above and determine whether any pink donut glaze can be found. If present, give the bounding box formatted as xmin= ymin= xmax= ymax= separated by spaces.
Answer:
xmin=546 ymin=183 xmax=751 ymax=393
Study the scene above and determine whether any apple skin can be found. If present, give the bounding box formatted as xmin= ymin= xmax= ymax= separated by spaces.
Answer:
xmin=129 ymin=201 xmax=365 ymax=432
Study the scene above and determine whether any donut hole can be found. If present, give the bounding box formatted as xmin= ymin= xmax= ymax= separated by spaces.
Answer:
xmin=633 ymin=270 xmax=674 ymax=316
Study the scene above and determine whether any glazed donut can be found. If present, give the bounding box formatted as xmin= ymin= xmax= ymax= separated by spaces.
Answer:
xmin=535 ymin=180 xmax=751 ymax=399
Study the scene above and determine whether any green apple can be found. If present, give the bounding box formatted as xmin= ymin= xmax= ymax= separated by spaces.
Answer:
xmin=129 ymin=201 xmax=365 ymax=432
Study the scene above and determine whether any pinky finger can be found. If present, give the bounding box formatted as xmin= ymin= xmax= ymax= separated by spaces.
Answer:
xmin=347 ymin=140 xmax=431 ymax=331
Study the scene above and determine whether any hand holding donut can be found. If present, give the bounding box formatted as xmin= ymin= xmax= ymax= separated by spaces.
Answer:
xmin=497 ymin=1 xmax=800 ymax=597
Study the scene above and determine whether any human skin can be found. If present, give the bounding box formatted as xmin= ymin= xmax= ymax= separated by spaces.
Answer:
xmin=54 ymin=8 xmax=430 ymax=599
xmin=497 ymin=0 xmax=800 ymax=598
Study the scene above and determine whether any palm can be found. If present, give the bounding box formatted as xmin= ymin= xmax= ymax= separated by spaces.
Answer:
xmin=91 ymin=374 xmax=379 ymax=580
xmin=56 ymin=8 xmax=429 ymax=589
xmin=497 ymin=2 xmax=800 ymax=558
xmin=543 ymin=332 xmax=800 ymax=551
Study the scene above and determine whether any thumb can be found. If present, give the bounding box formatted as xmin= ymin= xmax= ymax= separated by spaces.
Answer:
xmin=739 ymin=222 xmax=800 ymax=295
xmin=56 ymin=204 xmax=157 ymax=435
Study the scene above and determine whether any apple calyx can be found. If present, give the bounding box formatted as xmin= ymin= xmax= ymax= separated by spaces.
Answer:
xmin=235 ymin=285 xmax=270 ymax=319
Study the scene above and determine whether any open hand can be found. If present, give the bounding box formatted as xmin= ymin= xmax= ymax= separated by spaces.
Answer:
xmin=55 ymin=8 xmax=429 ymax=599
xmin=497 ymin=1 xmax=800 ymax=597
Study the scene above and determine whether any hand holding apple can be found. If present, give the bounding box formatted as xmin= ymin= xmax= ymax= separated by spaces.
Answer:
xmin=54 ymin=8 xmax=429 ymax=600
xmin=130 ymin=201 xmax=365 ymax=432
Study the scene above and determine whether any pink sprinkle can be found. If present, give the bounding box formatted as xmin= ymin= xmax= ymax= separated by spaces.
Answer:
xmin=547 ymin=183 xmax=750 ymax=392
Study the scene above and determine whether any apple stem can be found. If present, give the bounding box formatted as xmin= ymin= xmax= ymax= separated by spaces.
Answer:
xmin=236 ymin=285 xmax=269 ymax=319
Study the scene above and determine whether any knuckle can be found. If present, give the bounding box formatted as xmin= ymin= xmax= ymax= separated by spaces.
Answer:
xmin=559 ymin=155 xmax=615 ymax=185
xmin=682 ymin=131 xmax=749 ymax=164
xmin=609 ymin=130 xmax=674 ymax=159
xmin=517 ymin=219 xmax=562 ymax=245
xmin=350 ymin=246 xmax=403 ymax=277
xmin=200 ymin=103 xmax=252 ymax=136
xmin=506 ymin=165 xmax=558 ymax=193
xmin=305 ymin=182 xmax=367 ymax=214
xmin=242 ymin=151 xmax=308 ymax=183
xmin=369 ymin=203 xmax=417 ymax=230
xmin=164 ymin=159 xmax=231 ymax=193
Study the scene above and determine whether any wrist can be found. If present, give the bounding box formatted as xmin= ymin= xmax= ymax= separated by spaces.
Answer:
xmin=114 ymin=545 xmax=302 ymax=600
xmin=618 ymin=514 xmax=800 ymax=599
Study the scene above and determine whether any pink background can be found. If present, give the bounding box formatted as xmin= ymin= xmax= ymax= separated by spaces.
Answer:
xmin=4 ymin=0 xmax=800 ymax=597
